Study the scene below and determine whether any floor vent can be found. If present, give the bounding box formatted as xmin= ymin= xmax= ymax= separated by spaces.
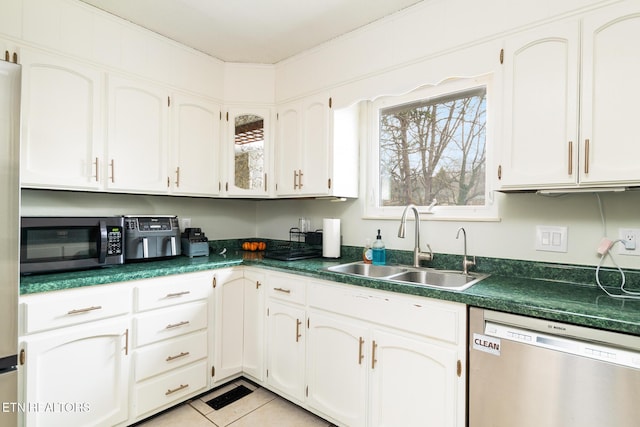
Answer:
xmin=205 ymin=385 xmax=253 ymax=410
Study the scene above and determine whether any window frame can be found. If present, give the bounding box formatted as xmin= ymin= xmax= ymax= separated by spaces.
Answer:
xmin=363 ymin=75 xmax=500 ymax=221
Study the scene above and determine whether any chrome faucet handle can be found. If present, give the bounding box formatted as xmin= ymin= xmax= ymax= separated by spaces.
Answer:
xmin=462 ymin=256 xmax=476 ymax=275
xmin=421 ymin=244 xmax=434 ymax=262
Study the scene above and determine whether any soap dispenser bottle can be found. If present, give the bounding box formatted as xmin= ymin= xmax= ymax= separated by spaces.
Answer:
xmin=363 ymin=238 xmax=373 ymax=264
xmin=372 ymin=229 xmax=386 ymax=265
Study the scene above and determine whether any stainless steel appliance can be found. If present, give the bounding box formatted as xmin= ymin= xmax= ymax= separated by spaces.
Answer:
xmin=124 ymin=215 xmax=181 ymax=260
xmin=20 ymin=216 xmax=125 ymax=274
xmin=0 ymin=58 xmax=20 ymax=427
xmin=469 ymin=307 xmax=640 ymax=427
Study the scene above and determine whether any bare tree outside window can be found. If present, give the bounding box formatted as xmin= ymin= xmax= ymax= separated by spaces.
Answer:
xmin=379 ymin=88 xmax=486 ymax=207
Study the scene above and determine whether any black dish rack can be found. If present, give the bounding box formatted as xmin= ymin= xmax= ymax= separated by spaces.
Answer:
xmin=264 ymin=228 xmax=323 ymax=261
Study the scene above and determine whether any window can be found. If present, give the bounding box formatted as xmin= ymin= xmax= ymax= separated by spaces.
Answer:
xmin=366 ymin=77 xmax=497 ymax=220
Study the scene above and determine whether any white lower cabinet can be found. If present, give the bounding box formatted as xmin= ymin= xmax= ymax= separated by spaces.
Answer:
xmin=211 ymin=267 xmax=266 ymax=385
xmin=369 ymin=330 xmax=460 ymax=427
xmin=242 ymin=269 xmax=266 ymax=381
xmin=19 ymin=267 xmax=466 ymax=427
xmin=266 ymin=299 xmax=307 ymax=403
xmin=212 ymin=269 xmax=245 ymax=382
xmin=266 ymin=273 xmax=467 ymax=427
xmin=133 ymin=360 xmax=208 ymax=418
xmin=131 ymin=272 xmax=213 ymax=421
xmin=306 ymin=310 xmax=369 ymax=427
xmin=20 ymin=316 xmax=130 ymax=427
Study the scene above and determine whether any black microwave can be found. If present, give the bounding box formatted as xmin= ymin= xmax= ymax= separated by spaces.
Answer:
xmin=20 ymin=216 xmax=125 ymax=274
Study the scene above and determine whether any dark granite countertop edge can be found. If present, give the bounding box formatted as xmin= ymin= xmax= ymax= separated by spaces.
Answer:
xmin=20 ymin=253 xmax=640 ymax=336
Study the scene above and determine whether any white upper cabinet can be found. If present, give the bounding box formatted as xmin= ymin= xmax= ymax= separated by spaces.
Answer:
xmin=170 ymin=93 xmax=221 ymax=197
xmin=223 ymin=107 xmax=272 ymax=197
xmin=105 ymin=74 xmax=169 ymax=194
xmin=579 ymin=1 xmax=640 ymax=185
xmin=276 ymin=93 xmax=332 ymax=197
xmin=20 ymin=48 xmax=105 ymax=190
xmin=276 ymin=93 xmax=358 ymax=198
xmin=499 ymin=21 xmax=580 ymax=189
xmin=275 ymin=102 xmax=301 ymax=196
xmin=499 ymin=1 xmax=640 ymax=190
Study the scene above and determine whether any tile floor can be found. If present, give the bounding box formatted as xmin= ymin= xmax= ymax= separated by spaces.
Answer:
xmin=136 ymin=379 xmax=334 ymax=427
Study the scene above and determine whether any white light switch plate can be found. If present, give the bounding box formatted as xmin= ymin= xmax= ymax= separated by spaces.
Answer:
xmin=535 ymin=226 xmax=568 ymax=253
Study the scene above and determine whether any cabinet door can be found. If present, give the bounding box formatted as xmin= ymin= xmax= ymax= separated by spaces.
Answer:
xmin=275 ymin=102 xmax=302 ymax=196
xmin=299 ymin=94 xmax=330 ymax=196
xmin=171 ymin=93 xmax=221 ymax=196
xmin=243 ymin=269 xmax=265 ymax=381
xmin=579 ymin=2 xmax=640 ymax=185
xmin=499 ymin=21 xmax=580 ymax=189
xmin=224 ymin=107 xmax=271 ymax=197
xmin=20 ymin=48 xmax=104 ymax=190
xmin=306 ymin=310 xmax=368 ymax=427
xmin=369 ymin=329 xmax=463 ymax=427
xmin=21 ymin=317 xmax=130 ymax=427
xmin=266 ymin=300 xmax=306 ymax=403
xmin=213 ymin=269 xmax=244 ymax=382
xmin=106 ymin=74 xmax=169 ymax=193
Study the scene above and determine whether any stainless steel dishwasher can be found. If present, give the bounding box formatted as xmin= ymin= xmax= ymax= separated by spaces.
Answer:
xmin=468 ymin=307 xmax=640 ymax=427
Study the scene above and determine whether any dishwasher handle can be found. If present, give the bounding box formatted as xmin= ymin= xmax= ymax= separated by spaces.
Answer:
xmin=481 ymin=321 xmax=640 ymax=370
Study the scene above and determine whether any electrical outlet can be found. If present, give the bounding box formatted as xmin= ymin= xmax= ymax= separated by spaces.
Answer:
xmin=618 ymin=228 xmax=640 ymax=255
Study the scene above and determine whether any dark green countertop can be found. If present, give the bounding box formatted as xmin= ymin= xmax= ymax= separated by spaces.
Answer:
xmin=20 ymin=251 xmax=640 ymax=336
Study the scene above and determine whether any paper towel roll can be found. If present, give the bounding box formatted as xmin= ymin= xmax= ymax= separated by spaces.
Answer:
xmin=322 ymin=218 xmax=341 ymax=258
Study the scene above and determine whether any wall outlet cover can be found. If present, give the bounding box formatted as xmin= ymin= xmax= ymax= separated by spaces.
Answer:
xmin=535 ymin=225 xmax=568 ymax=253
xmin=618 ymin=228 xmax=640 ymax=256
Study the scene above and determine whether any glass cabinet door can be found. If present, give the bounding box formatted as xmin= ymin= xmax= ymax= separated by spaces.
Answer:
xmin=226 ymin=108 xmax=271 ymax=196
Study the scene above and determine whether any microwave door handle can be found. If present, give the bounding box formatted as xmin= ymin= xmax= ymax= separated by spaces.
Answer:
xmin=98 ymin=220 xmax=107 ymax=264
xmin=170 ymin=236 xmax=177 ymax=256
xmin=141 ymin=237 xmax=149 ymax=258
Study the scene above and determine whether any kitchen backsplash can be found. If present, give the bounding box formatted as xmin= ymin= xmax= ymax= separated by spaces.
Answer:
xmin=209 ymin=238 xmax=640 ymax=291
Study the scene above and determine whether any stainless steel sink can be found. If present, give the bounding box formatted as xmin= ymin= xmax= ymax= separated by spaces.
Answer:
xmin=325 ymin=261 xmax=488 ymax=291
xmin=327 ymin=262 xmax=408 ymax=278
xmin=387 ymin=269 xmax=487 ymax=290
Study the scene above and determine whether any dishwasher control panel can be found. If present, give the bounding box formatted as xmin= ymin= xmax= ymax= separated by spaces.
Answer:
xmin=485 ymin=321 xmax=640 ymax=370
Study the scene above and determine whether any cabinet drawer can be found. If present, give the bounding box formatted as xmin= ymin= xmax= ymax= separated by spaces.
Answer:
xmin=135 ymin=301 xmax=208 ymax=347
xmin=308 ymin=281 xmax=464 ymax=344
xmin=267 ymin=274 xmax=306 ymax=305
xmin=133 ymin=360 xmax=208 ymax=417
xmin=134 ymin=330 xmax=208 ymax=382
xmin=21 ymin=285 xmax=131 ymax=334
xmin=135 ymin=272 xmax=212 ymax=312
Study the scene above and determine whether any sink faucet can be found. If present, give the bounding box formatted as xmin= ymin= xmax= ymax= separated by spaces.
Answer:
xmin=398 ymin=204 xmax=433 ymax=267
xmin=456 ymin=227 xmax=476 ymax=275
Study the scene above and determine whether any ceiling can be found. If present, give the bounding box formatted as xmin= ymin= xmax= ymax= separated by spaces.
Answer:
xmin=78 ymin=0 xmax=425 ymax=64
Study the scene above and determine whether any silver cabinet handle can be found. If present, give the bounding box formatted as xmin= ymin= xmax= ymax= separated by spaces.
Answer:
xmin=166 ymin=321 xmax=190 ymax=329
xmin=67 ymin=305 xmax=102 ymax=315
xmin=165 ymin=384 xmax=188 ymax=395
xmin=166 ymin=351 xmax=190 ymax=362
xmin=109 ymin=159 xmax=115 ymax=183
xmin=584 ymin=138 xmax=590 ymax=174
xmin=93 ymin=157 xmax=99 ymax=182
xmin=165 ymin=291 xmax=190 ymax=298
xmin=296 ymin=318 xmax=302 ymax=342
